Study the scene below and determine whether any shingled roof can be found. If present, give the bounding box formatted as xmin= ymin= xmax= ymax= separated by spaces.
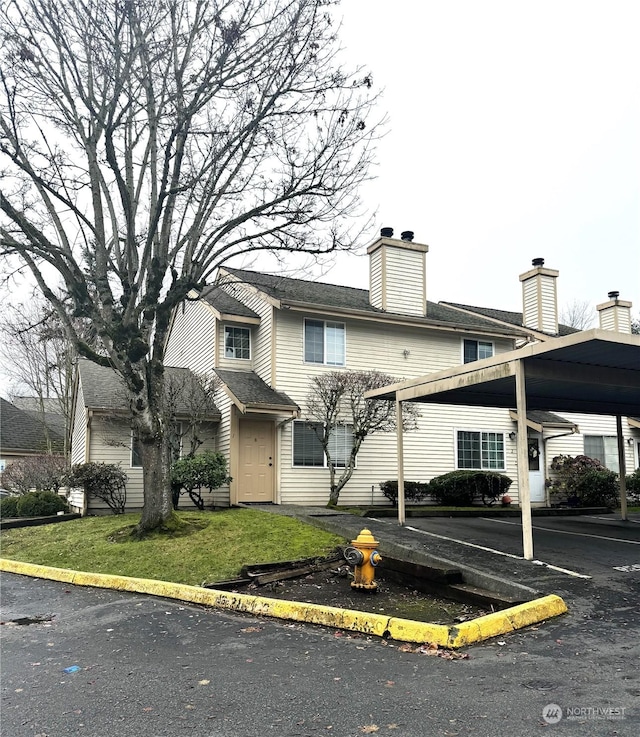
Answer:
xmin=0 ymin=397 xmax=65 ymax=454
xmin=215 ymin=369 xmax=298 ymax=413
xmin=76 ymin=360 xmax=221 ymax=419
xmin=200 ymin=284 xmax=260 ymax=320
xmin=441 ymin=302 xmax=579 ymax=337
xmin=217 ymin=268 xmax=529 ymax=337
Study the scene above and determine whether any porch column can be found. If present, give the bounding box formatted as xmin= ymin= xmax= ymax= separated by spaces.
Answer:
xmin=515 ymin=360 xmax=534 ymax=560
xmin=616 ymin=415 xmax=628 ymax=521
xmin=396 ymin=398 xmax=405 ymax=526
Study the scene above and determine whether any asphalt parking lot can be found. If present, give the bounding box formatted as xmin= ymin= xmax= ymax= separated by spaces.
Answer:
xmin=394 ymin=513 xmax=640 ymax=582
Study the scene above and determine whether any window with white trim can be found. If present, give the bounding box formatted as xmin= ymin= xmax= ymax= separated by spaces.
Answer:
xmin=584 ymin=435 xmax=619 ymax=473
xmin=463 ymin=339 xmax=494 ymax=364
xmin=224 ymin=326 xmax=250 ymax=360
xmin=456 ymin=430 xmax=505 ymax=470
xmin=293 ymin=421 xmax=353 ymax=468
xmin=304 ymin=319 xmax=345 ymax=366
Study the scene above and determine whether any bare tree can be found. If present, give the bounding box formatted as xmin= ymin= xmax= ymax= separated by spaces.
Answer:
xmin=632 ymin=314 xmax=640 ymax=336
xmin=560 ymin=299 xmax=595 ymax=331
xmin=0 ymin=0 xmax=379 ymax=535
xmin=0 ymin=295 xmax=88 ymax=453
xmin=305 ymin=370 xmax=420 ymax=507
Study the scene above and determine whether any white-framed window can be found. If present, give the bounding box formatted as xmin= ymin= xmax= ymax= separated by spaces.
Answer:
xmin=292 ymin=421 xmax=353 ymax=468
xmin=456 ymin=430 xmax=505 ymax=470
xmin=304 ymin=319 xmax=345 ymax=366
xmin=224 ymin=325 xmax=250 ymax=359
xmin=463 ymin=339 xmax=494 ymax=364
xmin=584 ymin=435 xmax=619 ymax=473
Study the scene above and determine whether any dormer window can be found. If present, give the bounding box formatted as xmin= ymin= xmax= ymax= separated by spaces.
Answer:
xmin=463 ymin=339 xmax=493 ymax=364
xmin=225 ymin=326 xmax=250 ymax=360
xmin=304 ymin=319 xmax=345 ymax=366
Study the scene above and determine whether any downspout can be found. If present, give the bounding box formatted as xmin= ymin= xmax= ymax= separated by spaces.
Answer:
xmin=83 ymin=410 xmax=93 ymax=516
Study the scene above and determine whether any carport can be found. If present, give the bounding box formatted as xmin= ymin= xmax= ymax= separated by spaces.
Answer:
xmin=366 ymin=329 xmax=640 ymax=560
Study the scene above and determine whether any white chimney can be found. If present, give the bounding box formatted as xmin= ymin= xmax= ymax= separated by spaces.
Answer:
xmin=368 ymin=228 xmax=428 ymax=316
xmin=519 ymin=257 xmax=559 ymax=334
xmin=597 ymin=291 xmax=632 ymax=333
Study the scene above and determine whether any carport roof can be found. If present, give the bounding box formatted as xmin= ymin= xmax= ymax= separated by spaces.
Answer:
xmin=367 ymin=329 xmax=640 ymax=417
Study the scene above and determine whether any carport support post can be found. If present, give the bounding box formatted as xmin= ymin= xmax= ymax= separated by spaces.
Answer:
xmin=396 ymin=398 xmax=406 ymax=526
xmin=616 ymin=415 xmax=628 ymax=521
xmin=515 ymin=360 xmax=534 ymax=560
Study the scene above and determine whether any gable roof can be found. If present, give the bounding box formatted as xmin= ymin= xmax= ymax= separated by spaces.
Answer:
xmin=217 ymin=268 xmax=529 ymax=338
xmin=215 ymin=369 xmax=299 ymax=415
xmin=10 ymin=396 xmax=67 ymax=437
xmin=0 ymin=397 xmax=65 ymax=454
xmin=76 ymin=360 xmax=221 ymax=419
xmin=440 ymin=302 xmax=579 ymax=338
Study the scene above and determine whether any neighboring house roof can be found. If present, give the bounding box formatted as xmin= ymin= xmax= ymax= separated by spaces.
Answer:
xmin=215 ymin=369 xmax=299 ymax=415
xmin=76 ymin=360 xmax=221 ymax=419
xmin=11 ymin=396 xmax=67 ymax=437
xmin=440 ymin=302 xmax=579 ymax=337
xmin=218 ymin=267 xmax=529 ymax=338
xmin=0 ymin=397 xmax=65 ymax=454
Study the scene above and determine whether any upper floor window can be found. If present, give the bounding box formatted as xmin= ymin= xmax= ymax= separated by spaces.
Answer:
xmin=225 ymin=326 xmax=250 ymax=360
xmin=304 ymin=319 xmax=345 ymax=366
xmin=293 ymin=421 xmax=353 ymax=468
xmin=463 ymin=339 xmax=494 ymax=364
xmin=584 ymin=435 xmax=619 ymax=473
xmin=456 ymin=430 xmax=505 ymax=470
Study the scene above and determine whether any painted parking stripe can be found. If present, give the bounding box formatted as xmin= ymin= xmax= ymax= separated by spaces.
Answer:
xmin=584 ymin=515 xmax=640 ymax=524
xmin=399 ymin=524 xmax=591 ymax=578
xmin=483 ymin=517 xmax=640 ymax=545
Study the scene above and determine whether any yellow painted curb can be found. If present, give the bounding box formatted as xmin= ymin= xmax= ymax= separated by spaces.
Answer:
xmin=0 ymin=558 xmax=567 ymax=647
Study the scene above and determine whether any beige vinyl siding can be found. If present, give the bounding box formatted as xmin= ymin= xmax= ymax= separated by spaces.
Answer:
xmin=68 ymin=383 xmax=89 ymax=511
xmin=599 ymin=307 xmax=632 ymax=333
xmin=369 ymin=248 xmax=383 ymax=309
xmin=384 ymin=247 xmax=426 ymax=316
xmin=274 ymin=311 xmax=519 ymax=505
xmin=211 ymin=389 xmax=234 ymax=506
xmin=219 ymin=283 xmax=274 ymax=383
xmin=70 ymin=380 xmax=88 ymax=466
xmin=522 ymin=274 xmax=557 ymax=333
xmin=546 ymin=413 xmax=636 ymax=472
xmin=165 ymin=299 xmax=216 ymax=374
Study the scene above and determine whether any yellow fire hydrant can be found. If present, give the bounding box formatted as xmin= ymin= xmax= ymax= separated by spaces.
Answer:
xmin=343 ymin=528 xmax=382 ymax=591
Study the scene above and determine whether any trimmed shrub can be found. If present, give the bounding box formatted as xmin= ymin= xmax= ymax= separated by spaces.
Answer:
xmin=429 ymin=470 xmax=513 ymax=506
xmin=574 ymin=469 xmax=619 ymax=509
xmin=626 ymin=469 xmax=640 ymax=503
xmin=15 ymin=491 xmax=68 ymax=517
xmin=0 ymin=496 xmax=19 ymax=517
xmin=171 ymin=452 xmax=231 ymax=510
xmin=549 ymin=454 xmax=618 ymax=508
xmin=379 ymin=480 xmax=430 ymax=505
xmin=67 ymin=462 xmax=128 ymax=514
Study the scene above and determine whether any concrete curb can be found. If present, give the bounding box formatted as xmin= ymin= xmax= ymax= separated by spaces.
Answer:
xmin=0 ymin=557 xmax=567 ymax=647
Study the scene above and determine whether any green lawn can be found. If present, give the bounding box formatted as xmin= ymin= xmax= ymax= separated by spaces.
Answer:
xmin=0 ymin=509 xmax=345 ymax=586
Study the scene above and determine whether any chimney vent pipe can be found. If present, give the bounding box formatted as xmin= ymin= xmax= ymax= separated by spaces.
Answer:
xmin=380 ymin=227 xmax=394 ymax=238
xmin=608 ymin=290 xmax=619 ymax=300
xmin=532 ymin=257 xmax=545 ymax=267
xmin=401 ymin=230 xmax=414 ymax=242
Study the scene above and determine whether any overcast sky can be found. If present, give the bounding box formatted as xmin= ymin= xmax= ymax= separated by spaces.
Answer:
xmin=319 ymin=0 xmax=639 ymax=321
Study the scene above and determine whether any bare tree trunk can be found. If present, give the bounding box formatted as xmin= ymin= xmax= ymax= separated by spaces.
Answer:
xmin=136 ymin=430 xmax=173 ymax=534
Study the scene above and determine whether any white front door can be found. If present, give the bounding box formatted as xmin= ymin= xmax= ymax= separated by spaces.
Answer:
xmin=528 ymin=434 xmax=546 ymax=504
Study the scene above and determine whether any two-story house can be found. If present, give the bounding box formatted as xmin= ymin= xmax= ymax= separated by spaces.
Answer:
xmin=68 ymin=229 xmax=638 ymax=514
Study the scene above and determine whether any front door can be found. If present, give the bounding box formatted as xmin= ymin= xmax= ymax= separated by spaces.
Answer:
xmin=528 ymin=434 xmax=546 ymax=504
xmin=237 ymin=420 xmax=275 ymax=503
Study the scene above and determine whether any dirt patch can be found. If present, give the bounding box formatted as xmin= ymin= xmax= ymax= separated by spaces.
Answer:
xmin=231 ymin=566 xmax=488 ymax=624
